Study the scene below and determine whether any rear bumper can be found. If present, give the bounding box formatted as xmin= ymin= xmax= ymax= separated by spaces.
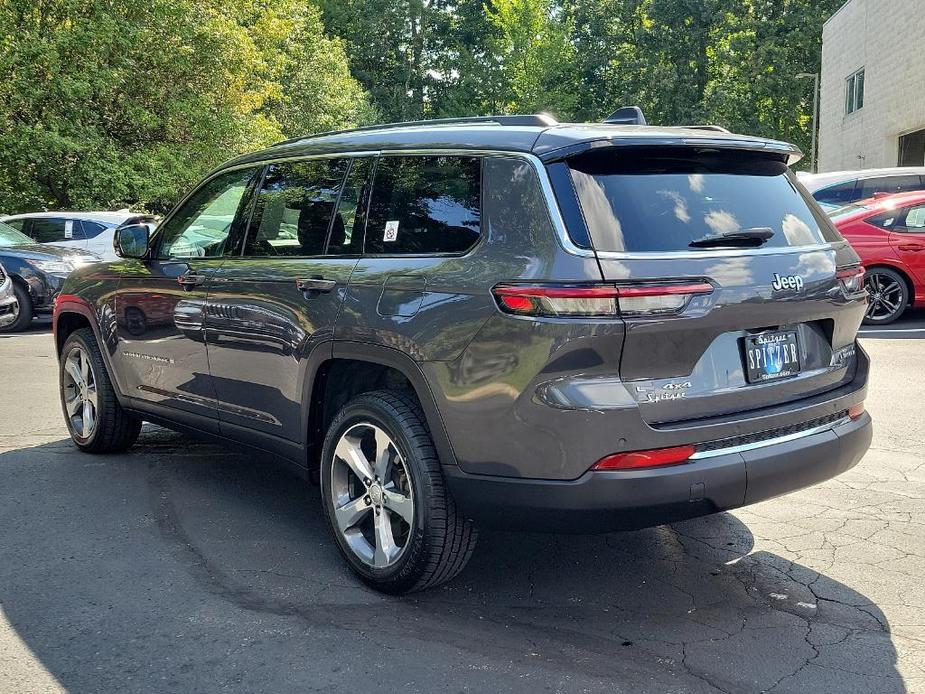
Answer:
xmin=445 ymin=412 xmax=872 ymax=533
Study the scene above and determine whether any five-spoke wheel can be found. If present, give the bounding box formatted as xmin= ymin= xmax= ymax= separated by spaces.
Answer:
xmin=62 ymin=345 xmax=99 ymax=440
xmin=330 ymin=422 xmax=414 ymax=569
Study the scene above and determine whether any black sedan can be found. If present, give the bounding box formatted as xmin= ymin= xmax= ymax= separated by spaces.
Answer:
xmin=0 ymin=221 xmax=100 ymax=332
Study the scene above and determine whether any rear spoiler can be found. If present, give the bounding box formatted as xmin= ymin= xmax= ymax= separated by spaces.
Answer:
xmin=536 ymin=136 xmax=803 ymax=167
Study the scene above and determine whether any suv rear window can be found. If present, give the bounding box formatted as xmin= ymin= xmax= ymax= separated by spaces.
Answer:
xmin=566 ymin=149 xmax=829 ymax=253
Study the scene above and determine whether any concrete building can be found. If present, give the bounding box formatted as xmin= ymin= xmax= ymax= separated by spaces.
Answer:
xmin=818 ymin=0 xmax=925 ymax=172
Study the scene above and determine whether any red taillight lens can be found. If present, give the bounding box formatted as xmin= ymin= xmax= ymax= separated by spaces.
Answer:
xmin=592 ymin=445 xmax=696 ymax=471
xmin=492 ymin=282 xmax=712 ymax=317
xmin=848 ymin=402 xmax=865 ymax=420
xmin=836 ymin=265 xmax=865 ymax=294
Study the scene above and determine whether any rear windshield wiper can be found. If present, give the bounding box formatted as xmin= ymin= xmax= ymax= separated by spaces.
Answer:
xmin=689 ymin=227 xmax=775 ymax=249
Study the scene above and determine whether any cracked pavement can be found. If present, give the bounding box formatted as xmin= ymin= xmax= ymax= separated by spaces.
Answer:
xmin=0 ymin=319 xmax=923 ymax=693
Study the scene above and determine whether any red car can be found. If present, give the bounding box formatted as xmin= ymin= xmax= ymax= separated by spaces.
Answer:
xmin=830 ymin=190 xmax=925 ymax=324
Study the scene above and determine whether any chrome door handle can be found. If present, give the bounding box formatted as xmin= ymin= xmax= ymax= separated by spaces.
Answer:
xmin=296 ymin=277 xmax=337 ymax=294
xmin=177 ymin=274 xmax=206 ymax=290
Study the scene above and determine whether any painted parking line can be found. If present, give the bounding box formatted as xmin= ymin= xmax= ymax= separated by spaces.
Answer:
xmin=859 ymin=328 xmax=925 ymax=334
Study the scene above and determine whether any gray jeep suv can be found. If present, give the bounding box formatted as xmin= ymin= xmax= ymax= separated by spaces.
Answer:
xmin=53 ymin=113 xmax=872 ymax=593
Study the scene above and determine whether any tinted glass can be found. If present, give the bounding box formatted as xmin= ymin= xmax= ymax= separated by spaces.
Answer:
xmin=80 ymin=221 xmax=107 ymax=238
xmin=0 ymin=221 xmax=34 ymax=246
xmin=859 ymin=175 xmax=925 ymax=199
xmin=3 ymin=219 xmax=26 ymax=232
xmin=568 ymin=149 xmax=826 ymax=253
xmin=327 ymin=158 xmax=373 ymax=256
xmin=814 ymin=180 xmax=858 ymax=205
xmin=863 ymin=209 xmax=898 ymax=229
xmin=245 ymin=158 xmax=348 ymax=257
xmin=29 ymin=218 xmax=68 ymax=243
xmin=159 ymin=168 xmax=256 ymax=259
xmin=365 ymin=155 xmax=481 ymax=255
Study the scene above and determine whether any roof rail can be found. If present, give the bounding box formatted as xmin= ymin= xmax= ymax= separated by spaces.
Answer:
xmin=681 ymin=124 xmax=731 ymax=133
xmin=273 ymin=113 xmax=559 ymax=147
xmin=603 ymin=106 xmax=647 ymax=126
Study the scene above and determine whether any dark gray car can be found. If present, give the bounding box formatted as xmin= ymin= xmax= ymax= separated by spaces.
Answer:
xmin=52 ymin=113 xmax=872 ymax=593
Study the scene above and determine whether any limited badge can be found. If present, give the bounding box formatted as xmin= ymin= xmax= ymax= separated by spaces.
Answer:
xmin=383 ymin=220 xmax=399 ymax=242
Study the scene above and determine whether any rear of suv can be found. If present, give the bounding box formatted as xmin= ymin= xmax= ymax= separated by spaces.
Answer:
xmin=53 ymin=113 xmax=872 ymax=593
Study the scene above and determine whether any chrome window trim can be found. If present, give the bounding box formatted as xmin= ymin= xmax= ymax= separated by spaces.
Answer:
xmin=161 ymin=147 xmax=838 ymax=262
xmin=688 ymin=416 xmax=851 ymax=460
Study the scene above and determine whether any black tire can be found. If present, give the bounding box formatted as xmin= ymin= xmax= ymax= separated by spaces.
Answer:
xmin=320 ymin=390 xmax=478 ymax=594
xmin=0 ymin=282 xmax=34 ymax=333
xmin=59 ymin=327 xmax=142 ymax=453
xmin=863 ymin=267 xmax=908 ymax=325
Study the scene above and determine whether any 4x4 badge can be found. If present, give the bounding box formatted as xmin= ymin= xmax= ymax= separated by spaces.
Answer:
xmin=771 ymin=273 xmax=804 ymax=291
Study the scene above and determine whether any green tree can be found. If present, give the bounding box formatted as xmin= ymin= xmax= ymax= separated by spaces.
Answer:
xmin=0 ymin=0 xmax=372 ymax=213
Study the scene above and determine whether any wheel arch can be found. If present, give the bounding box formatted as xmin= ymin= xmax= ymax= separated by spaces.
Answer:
xmin=304 ymin=342 xmax=458 ymax=475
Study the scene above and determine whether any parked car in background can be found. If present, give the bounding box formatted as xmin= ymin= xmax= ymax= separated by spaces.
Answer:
xmin=799 ymin=167 xmax=925 ymax=211
xmin=0 ymin=211 xmax=156 ymax=261
xmin=830 ymin=190 xmax=925 ymax=324
xmin=53 ymin=113 xmax=870 ymax=593
xmin=0 ymin=221 xmax=100 ymax=332
xmin=0 ymin=262 xmax=16 ymax=329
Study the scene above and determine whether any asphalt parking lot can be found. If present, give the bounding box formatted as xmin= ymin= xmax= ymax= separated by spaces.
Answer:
xmin=1 ymin=317 xmax=923 ymax=694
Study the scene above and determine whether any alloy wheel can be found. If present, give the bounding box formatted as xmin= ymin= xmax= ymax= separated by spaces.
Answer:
xmin=864 ymin=272 xmax=904 ymax=322
xmin=329 ymin=422 xmax=414 ymax=569
xmin=62 ymin=346 xmax=98 ymax=439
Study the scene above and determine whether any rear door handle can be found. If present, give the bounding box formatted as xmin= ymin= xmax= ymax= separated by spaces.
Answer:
xmin=296 ymin=277 xmax=337 ymax=294
xmin=898 ymin=244 xmax=925 ymax=252
xmin=177 ymin=274 xmax=207 ymax=290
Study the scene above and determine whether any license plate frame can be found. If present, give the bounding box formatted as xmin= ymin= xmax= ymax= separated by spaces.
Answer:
xmin=743 ymin=330 xmax=801 ymax=383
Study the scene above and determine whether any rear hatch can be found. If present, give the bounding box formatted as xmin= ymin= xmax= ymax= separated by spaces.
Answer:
xmin=552 ymin=145 xmax=867 ymax=424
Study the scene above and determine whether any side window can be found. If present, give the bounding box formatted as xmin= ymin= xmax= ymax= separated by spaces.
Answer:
xmin=365 ymin=155 xmax=482 ymax=255
xmin=327 ymin=157 xmax=374 ymax=256
xmin=158 ymin=168 xmax=256 ymax=259
xmin=244 ymin=158 xmax=349 ymax=257
xmin=898 ymin=205 xmax=925 ymax=232
xmin=866 ymin=210 xmax=898 ymax=229
xmin=79 ymin=221 xmax=107 ymax=238
xmin=3 ymin=219 xmax=26 ymax=232
xmin=814 ymin=180 xmax=858 ymax=205
xmin=860 ymin=175 xmax=924 ymax=199
xmin=29 ymin=218 xmax=68 ymax=243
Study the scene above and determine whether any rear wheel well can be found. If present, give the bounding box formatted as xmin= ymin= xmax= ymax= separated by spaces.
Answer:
xmin=307 ymin=359 xmax=419 ymax=474
xmin=866 ymin=264 xmax=914 ymax=305
xmin=55 ymin=312 xmax=92 ymax=355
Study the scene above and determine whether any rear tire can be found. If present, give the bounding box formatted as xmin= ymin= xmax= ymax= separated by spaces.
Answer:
xmin=59 ymin=327 xmax=141 ymax=453
xmin=863 ymin=267 xmax=908 ymax=325
xmin=320 ymin=390 xmax=477 ymax=594
xmin=0 ymin=282 xmax=33 ymax=333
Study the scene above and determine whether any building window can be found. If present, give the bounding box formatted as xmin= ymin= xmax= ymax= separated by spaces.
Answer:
xmin=846 ymin=68 xmax=865 ymax=114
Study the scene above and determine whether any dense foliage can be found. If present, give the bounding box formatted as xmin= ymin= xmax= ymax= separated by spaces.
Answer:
xmin=0 ymin=0 xmax=844 ymax=213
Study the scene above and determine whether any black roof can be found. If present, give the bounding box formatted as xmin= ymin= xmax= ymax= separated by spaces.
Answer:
xmin=220 ymin=115 xmax=802 ymax=172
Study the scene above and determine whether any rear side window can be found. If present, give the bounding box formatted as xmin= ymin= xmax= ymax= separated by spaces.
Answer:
xmin=567 ymin=149 xmax=828 ymax=253
xmin=365 ymin=155 xmax=481 ymax=255
xmin=859 ymin=175 xmax=925 ymax=199
xmin=29 ymin=218 xmax=69 ymax=243
xmin=79 ymin=221 xmax=107 ymax=238
xmin=814 ymin=180 xmax=858 ymax=205
xmin=245 ymin=158 xmax=349 ymax=257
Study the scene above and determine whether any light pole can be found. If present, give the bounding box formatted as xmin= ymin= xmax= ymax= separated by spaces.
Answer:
xmin=797 ymin=72 xmax=820 ymax=173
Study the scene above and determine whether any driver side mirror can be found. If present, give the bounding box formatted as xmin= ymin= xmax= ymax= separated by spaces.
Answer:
xmin=114 ymin=223 xmax=151 ymax=259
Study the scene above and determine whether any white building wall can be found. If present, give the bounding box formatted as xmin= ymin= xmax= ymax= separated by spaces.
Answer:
xmin=818 ymin=0 xmax=925 ymax=171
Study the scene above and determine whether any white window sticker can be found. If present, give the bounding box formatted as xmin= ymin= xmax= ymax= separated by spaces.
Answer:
xmin=383 ymin=220 xmax=399 ymax=242
xmin=64 ymin=220 xmax=74 ymax=239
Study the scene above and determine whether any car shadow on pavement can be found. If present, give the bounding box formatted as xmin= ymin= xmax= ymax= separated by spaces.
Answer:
xmin=0 ymin=428 xmax=905 ymax=694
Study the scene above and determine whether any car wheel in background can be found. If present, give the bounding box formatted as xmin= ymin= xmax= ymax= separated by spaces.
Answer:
xmin=0 ymin=283 xmax=34 ymax=333
xmin=863 ymin=267 xmax=908 ymax=325
xmin=59 ymin=327 xmax=142 ymax=452
xmin=320 ymin=390 xmax=478 ymax=594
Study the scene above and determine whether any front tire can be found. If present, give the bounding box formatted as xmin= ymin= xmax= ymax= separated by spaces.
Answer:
xmin=320 ymin=390 xmax=477 ymax=594
xmin=0 ymin=282 xmax=34 ymax=333
xmin=59 ymin=327 xmax=141 ymax=452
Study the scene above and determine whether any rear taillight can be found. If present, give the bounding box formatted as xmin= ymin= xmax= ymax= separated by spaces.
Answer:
xmin=848 ymin=402 xmax=865 ymax=420
xmin=836 ymin=265 xmax=865 ymax=294
xmin=492 ymin=282 xmax=713 ymax=318
xmin=592 ymin=445 xmax=696 ymax=471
